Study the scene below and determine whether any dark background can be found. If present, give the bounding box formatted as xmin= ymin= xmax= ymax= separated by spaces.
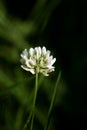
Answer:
xmin=0 ymin=0 xmax=87 ymax=129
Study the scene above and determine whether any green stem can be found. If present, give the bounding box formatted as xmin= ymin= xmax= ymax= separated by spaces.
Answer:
xmin=23 ymin=111 xmax=33 ymax=130
xmin=30 ymin=73 xmax=38 ymax=130
xmin=44 ymin=71 xmax=61 ymax=130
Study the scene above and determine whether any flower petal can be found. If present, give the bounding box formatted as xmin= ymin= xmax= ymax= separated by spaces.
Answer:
xmin=50 ymin=58 xmax=56 ymax=66
xmin=25 ymin=60 xmax=34 ymax=68
xmin=23 ymin=49 xmax=28 ymax=56
xmin=42 ymin=46 xmax=46 ymax=56
xmin=46 ymin=50 xmax=50 ymax=59
xmin=21 ymin=65 xmax=35 ymax=74
xmin=29 ymin=48 xmax=34 ymax=57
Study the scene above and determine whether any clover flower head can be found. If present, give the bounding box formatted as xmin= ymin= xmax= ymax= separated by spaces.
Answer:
xmin=20 ymin=46 xmax=56 ymax=76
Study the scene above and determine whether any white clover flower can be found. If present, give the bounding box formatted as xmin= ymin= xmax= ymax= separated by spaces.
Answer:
xmin=20 ymin=46 xmax=56 ymax=76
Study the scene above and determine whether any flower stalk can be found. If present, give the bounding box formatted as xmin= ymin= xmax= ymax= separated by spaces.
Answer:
xmin=23 ymin=73 xmax=38 ymax=130
xmin=30 ymin=73 xmax=38 ymax=130
xmin=44 ymin=71 xmax=61 ymax=130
